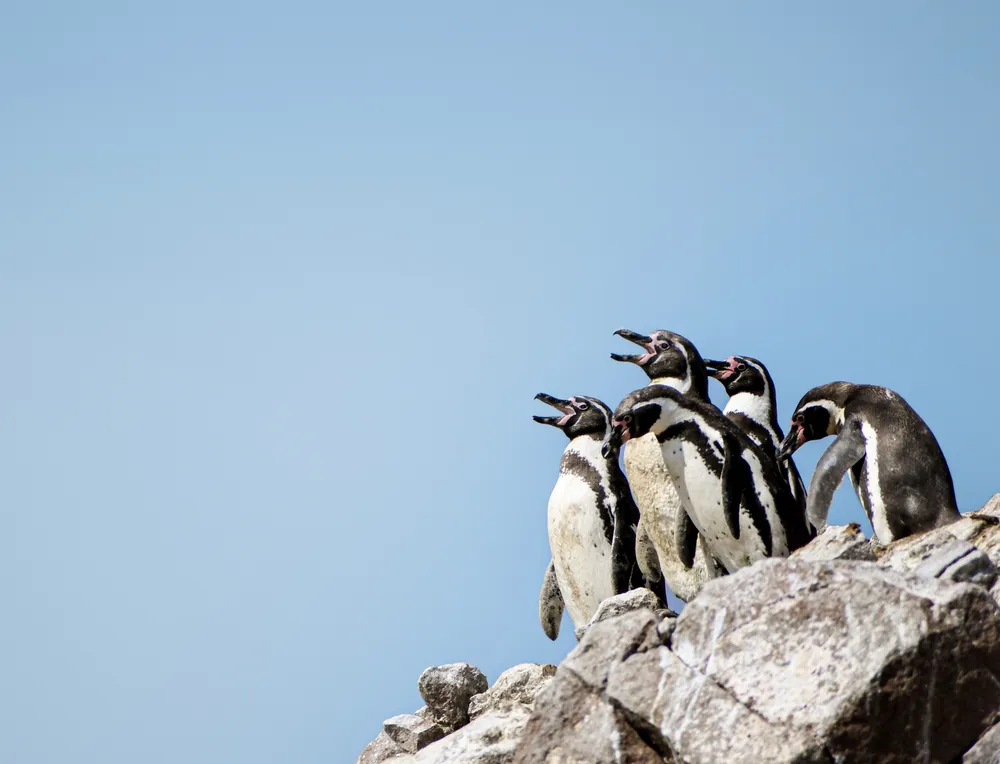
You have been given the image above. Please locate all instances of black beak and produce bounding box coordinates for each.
[601,423,623,458]
[613,328,652,348]
[533,393,573,427]
[610,352,644,364]
[776,427,802,461]
[703,359,728,378]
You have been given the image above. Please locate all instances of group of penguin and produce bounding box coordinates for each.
[533,328,963,640]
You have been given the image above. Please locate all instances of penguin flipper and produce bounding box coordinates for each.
[807,424,866,533]
[675,508,699,569]
[634,517,663,584]
[721,432,747,539]
[611,506,639,595]
[539,560,564,641]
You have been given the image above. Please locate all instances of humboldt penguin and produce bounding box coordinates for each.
[776,382,961,544]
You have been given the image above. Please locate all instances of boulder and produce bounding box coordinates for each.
[606,558,1000,764]
[878,530,998,588]
[790,523,875,562]
[468,663,556,721]
[382,714,445,754]
[574,587,675,641]
[417,663,488,731]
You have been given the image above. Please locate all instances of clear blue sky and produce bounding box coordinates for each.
[2,3,998,763]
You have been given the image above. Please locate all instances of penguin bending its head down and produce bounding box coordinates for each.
[704,356,808,516]
[611,329,719,601]
[532,392,650,640]
[603,385,812,574]
[776,382,961,544]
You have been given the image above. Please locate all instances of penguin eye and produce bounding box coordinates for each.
[794,413,805,424]
[736,363,747,372]
[577,401,590,410]
[657,341,670,350]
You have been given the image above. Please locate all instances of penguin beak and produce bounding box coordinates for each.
[601,420,631,458]
[703,359,729,379]
[776,426,805,461]
[611,329,653,366]
[533,393,575,427]
[705,358,737,382]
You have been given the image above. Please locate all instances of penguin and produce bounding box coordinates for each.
[776,382,961,544]
[532,392,651,640]
[703,356,808,515]
[611,329,719,601]
[603,385,812,574]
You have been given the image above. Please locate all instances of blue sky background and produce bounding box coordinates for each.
[2,3,999,763]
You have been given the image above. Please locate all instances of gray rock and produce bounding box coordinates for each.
[631,558,1000,764]
[573,587,675,641]
[791,523,875,562]
[561,609,665,690]
[393,707,532,764]
[468,663,556,721]
[878,525,999,589]
[357,731,407,764]
[963,721,1000,764]
[513,668,664,764]
[417,663,488,731]
[382,714,445,754]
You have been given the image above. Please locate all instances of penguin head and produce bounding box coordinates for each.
[602,385,684,458]
[611,329,709,400]
[777,387,848,460]
[533,393,613,441]
[704,356,773,398]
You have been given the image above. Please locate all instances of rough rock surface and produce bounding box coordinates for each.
[625,434,710,601]
[515,610,668,764]
[468,663,556,721]
[649,560,1000,763]
[962,721,1000,764]
[879,529,998,588]
[574,587,675,641]
[417,663,488,731]
[395,707,531,764]
[357,731,406,764]
[790,522,875,562]
[382,714,445,754]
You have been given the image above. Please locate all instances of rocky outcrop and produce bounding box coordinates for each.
[516,559,1000,763]
[356,663,556,764]
[358,496,1000,764]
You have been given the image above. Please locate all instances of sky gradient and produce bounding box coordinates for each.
[3,3,999,763]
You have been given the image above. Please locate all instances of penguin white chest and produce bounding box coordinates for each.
[858,422,892,543]
[546,473,615,627]
[658,438,771,572]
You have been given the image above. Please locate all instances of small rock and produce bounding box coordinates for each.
[963,721,1000,763]
[357,731,407,764]
[468,663,556,721]
[382,714,445,754]
[790,523,875,562]
[574,587,674,641]
[417,663,489,731]
[399,707,531,763]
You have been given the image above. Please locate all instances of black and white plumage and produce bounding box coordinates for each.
[611,329,721,600]
[603,385,812,574]
[704,355,808,515]
[776,382,961,544]
[532,392,650,640]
